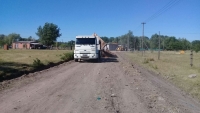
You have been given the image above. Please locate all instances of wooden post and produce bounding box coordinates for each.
[190,50,193,67]
[158,31,160,60]
[56,41,58,50]
[4,44,9,50]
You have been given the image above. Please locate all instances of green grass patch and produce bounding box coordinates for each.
[60,52,74,61]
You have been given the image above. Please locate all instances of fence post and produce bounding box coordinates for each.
[190,50,193,67]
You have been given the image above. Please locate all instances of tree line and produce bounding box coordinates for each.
[0,23,74,49]
[0,33,35,47]
[0,33,74,49]
[0,22,199,52]
[101,31,200,53]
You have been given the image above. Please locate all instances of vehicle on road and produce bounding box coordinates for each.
[74,34,102,62]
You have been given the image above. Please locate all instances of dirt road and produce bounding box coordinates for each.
[0,52,200,113]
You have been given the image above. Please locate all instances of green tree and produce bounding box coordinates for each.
[143,36,150,49]
[27,36,34,41]
[150,34,167,50]
[150,34,159,49]
[109,37,115,43]
[0,34,6,47]
[178,38,191,50]
[164,36,177,50]
[192,40,200,53]
[101,36,109,43]
[59,43,67,48]
[114,37,119,43]
[117,30,144,50]
[36,22,61,46]
[6,33,21,45]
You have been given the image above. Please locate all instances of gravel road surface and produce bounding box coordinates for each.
[0,52,200,113]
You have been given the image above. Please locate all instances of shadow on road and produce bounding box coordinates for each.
[79,57,119,63]
[101,57,119,63]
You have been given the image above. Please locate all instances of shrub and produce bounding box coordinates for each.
[153,65,158,69]
[60,52,74,61]
[143,58,155,64]
[143,58,149,64]
[32,58,44,68]
[149,58,155,61]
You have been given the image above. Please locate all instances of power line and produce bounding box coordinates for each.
[144,0,181,23]
[132,0,181,36]
[145,0,176,22]
[133,24,142,32]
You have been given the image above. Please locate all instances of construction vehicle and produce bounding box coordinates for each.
[74,33,106,62]
[116,45,125,51]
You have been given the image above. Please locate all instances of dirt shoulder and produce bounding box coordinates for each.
[0,52,200,113]
[117,51,200,113]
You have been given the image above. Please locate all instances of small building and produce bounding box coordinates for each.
[12,41,42,49]
[4,44,9,50]
[105,43,118,51]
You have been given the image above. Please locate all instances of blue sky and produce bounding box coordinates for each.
[0,0,199,42]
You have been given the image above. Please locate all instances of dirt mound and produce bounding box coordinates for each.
[101,50,117,58]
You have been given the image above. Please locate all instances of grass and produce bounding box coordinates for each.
[0,49,71,64]
[0,49,73,81]
[127,50,200,100]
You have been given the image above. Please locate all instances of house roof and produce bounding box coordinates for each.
[31,43,41,45]
[14,41,36,44]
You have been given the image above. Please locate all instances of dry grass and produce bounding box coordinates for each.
[0,49,73,81]
[127,51,200,99]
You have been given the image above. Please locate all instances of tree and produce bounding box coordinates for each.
[59,43,67,48]
[27,36,35,41]
[101,36,109,43]
[0,34,5,47]
[36,22,61,46]
[150,34,159,49]
[175,38,190,50]
[109,37,115,43]
[114,37,119,43]
[164,36,177,50]
[192,40,200,53]
[6,33,21,45]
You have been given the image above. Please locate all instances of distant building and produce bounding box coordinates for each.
[105,43,118,51]
[12,41,42,49]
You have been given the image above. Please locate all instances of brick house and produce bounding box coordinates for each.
[12,41,40,49]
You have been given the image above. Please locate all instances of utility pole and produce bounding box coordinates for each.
[141,22,146,56]
[158,31,160,60]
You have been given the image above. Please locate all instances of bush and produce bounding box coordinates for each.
[143,58,155,64]
[149,58,155,61]
[60,52,74,61]
[32,58,44,68]
[153,65,158,69]
[143,58,149,64]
